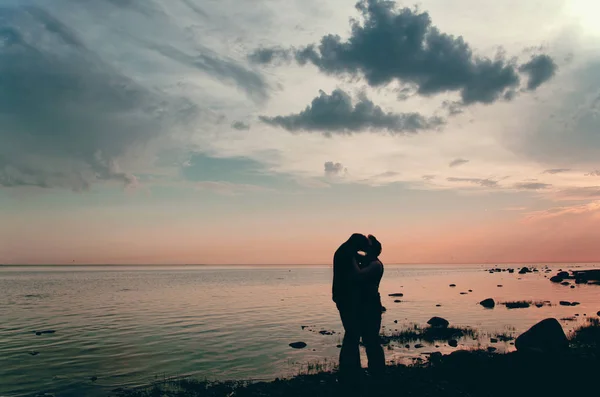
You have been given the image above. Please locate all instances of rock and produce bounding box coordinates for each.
[388,293,403,297]
[550,276,564,283]
[427,317,450,328]
[460,292,467,295]
[519,267,530,274]
[468,289,473,292]
[319,330,333,335]
[29,351,39,356]
[448,339,458,347]
[515,318,569,353]
[381,306,386,312]
[571,285,575,289]
[597,311,600,316]
[561,281,570,286]
[497,285,503,287]
[394,299,402,303]
[336,344,342,348]
[435,304,442,307]
[487,346,497,353]
[508,269,515,273]
[301,326,308,330]
[480,298,495,309]
[414,344,424,349]
[394,320,398,323]
[557,271,570,278]
[34,330,55,335]
[559,301,571,306]
[535,303,544,308]
[490,338,498,343]
[405,344,410,348]
[449,284,456,287]
[571,302,580,306]
[289,342,307,349]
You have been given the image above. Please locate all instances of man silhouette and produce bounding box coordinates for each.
[332,233,385,386]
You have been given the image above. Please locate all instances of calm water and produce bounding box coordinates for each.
[2,263,600,397]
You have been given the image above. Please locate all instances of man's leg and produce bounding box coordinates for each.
[337,302,361,381]
[361,302,385,377]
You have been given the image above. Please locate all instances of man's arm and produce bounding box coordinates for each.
[351,256,383,281]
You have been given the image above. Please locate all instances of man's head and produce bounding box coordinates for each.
[346,233,370,252]
[367,234,382,257]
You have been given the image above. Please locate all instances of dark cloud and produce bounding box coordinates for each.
[447,177,498,187]
[324,161,346,176]
[0,6,197,190]
[232,121,251,130]
[449,158,469,168]
[514,182,552,190]
[542,168,570,174]
[586,170,600,177]
[251,0,555,105]
[519,54,558,90]
[422,175,436,181]
[442,100,464,116]
[259,89,443,135]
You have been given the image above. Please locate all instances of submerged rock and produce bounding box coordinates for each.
[427,317,449,328]
[480,298,495,309]
[515,318,569,353]
[289,342,307,349]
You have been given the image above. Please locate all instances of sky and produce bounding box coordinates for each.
[1,0,600,265]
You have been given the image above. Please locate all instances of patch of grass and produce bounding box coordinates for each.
[570,318,600,346]
[493,332,515,342]
[501,300,549,309]
[381,324,478,344]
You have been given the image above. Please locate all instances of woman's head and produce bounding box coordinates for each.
[367,234,382,257]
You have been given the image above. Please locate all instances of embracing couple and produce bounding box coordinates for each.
[332,233,385,386]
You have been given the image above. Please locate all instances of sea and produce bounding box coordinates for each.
[1,263,600,397]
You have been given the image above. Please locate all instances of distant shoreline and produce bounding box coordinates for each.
[2,262,600,267]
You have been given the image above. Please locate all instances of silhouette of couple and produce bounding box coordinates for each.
[332,233,385,386]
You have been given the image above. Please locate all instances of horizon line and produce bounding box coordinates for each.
[2,261,600,267]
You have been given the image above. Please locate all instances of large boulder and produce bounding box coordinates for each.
[518,267,530,274]
[480,298,495,309]
[427,316,449,328]
[550,276,564,283]
[557,271,570,279]
[515,318,569,353]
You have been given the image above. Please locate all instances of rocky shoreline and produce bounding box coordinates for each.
[111,317,600,397]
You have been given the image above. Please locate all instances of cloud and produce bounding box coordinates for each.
[527,201,600,221]
[555,186,600,201]
[422,175,436,181]
[195,181,272,195]
[259,89,443,135]
[324,161,346,177]
[449,158,469,168]
[542,168,570,174]
[232,121,251,130]
[0,6,197,190]
[146,42,268,102]
[514,182,552,190]
[251,0,555,104]
[519,54,558,90]
[585,170,600,176]
[447,177,498,187]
